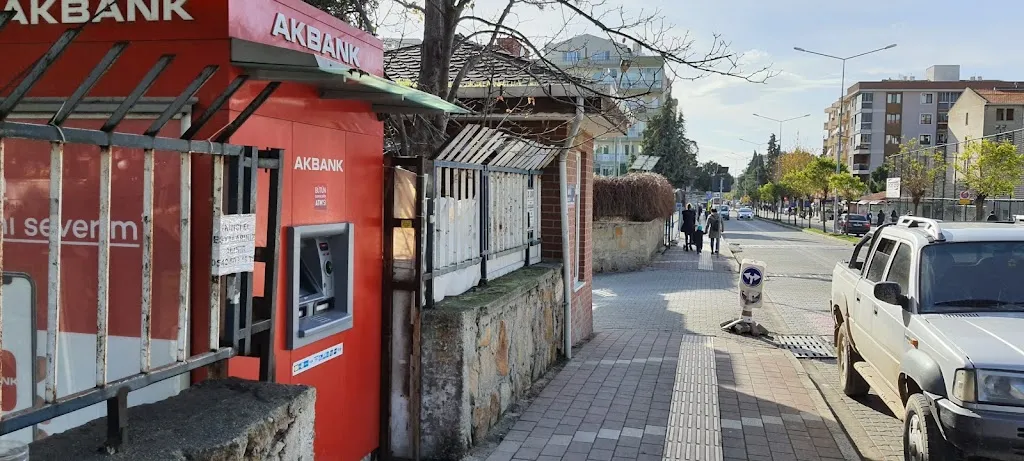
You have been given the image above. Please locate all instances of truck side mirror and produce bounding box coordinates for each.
[873,282,908,309]
[851,261,863,271]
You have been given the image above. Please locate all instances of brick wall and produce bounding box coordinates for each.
[539,135,594,345]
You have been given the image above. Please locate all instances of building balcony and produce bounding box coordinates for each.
[852,163,870,174]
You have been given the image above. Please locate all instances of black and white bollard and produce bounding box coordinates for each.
[721,258,768,336]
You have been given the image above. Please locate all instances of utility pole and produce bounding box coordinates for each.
[794,43,897,232]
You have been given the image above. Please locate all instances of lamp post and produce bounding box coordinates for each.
[794,43,897,232]
[752,113,811,152]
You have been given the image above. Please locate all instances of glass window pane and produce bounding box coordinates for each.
[886,243,912,294]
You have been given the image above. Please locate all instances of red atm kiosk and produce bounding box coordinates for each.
[0,0,461,459]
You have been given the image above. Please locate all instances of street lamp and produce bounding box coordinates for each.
[794,43,897,232]
[752,113,811,152]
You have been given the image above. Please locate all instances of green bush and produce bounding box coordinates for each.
[594,172,676,221]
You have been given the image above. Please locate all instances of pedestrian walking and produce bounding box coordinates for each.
[692,221,705,253]
[988,210,999,222]
[680,204,696,251]
[890,209,898,223]
[876,209,885,226]
[705,208,724,255]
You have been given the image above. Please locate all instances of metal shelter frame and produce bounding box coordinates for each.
[0,15,284,452]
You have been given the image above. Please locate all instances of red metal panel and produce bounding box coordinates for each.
[0,3,388,458]
[0,1,230,44]
[226,0,384,75]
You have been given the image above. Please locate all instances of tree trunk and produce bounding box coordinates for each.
[974,195,987,221]
[912,196,921,216]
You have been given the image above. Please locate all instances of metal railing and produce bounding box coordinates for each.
[424,125,559,306]
[885,127,1024,220]
[0,19,283,451]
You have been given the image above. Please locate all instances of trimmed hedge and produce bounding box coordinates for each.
[594,172,676,222]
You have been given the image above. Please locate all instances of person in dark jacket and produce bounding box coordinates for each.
[680,204,696,251]
[876,210,885,226]
[988,210,999,221]
[890,209,898,223]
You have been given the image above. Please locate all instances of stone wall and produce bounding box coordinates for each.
[592,219,666,273]
[28,378,315,461]
[420,263,564,460]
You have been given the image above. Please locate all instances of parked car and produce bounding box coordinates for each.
[736,207,754,220]
[838,213,871,236]
[831,217,1024,461]
[719,206,730,220]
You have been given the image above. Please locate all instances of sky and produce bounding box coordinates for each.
[376,0,1024,175]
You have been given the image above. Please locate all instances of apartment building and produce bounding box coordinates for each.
[822,65,1021,180]
[544,34,668,176]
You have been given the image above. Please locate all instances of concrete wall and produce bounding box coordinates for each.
[420,264,564,460]
[29,378,315,461]
[592,218,666,273]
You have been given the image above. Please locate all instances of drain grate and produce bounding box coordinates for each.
[773,335,836,359]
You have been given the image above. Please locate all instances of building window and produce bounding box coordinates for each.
[938,112,949,123]
[997,108,1016,121]
[921,93,934,104]
[920,113,933,125]
[938,91,959,103]
[966,112,969,124]
[859,112,873,130]
[885,134,901,145]
[861,93,873,109]
[563,51,580,62]
[591,51,610,61]
[886,113,901,124]
[919,134,932,145]
[886,93,902,104]
[598,145,609,155]
[623,144,632,155]
[859,134,871,145]
[937,133,948,144]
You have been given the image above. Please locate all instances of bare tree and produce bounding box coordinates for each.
[302,0,379,34]
[312,0,775,156]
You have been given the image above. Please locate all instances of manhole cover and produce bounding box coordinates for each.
[773,335,836,359]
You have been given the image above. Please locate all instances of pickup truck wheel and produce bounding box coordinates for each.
[904,393,959,461]
[837,327,869,397]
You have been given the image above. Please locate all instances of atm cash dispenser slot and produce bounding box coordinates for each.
[287,223,354,350]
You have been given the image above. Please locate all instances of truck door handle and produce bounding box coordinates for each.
[873,306,878,314]
[856,296,861,302]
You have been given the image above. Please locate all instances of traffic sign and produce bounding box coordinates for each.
[741,267,763,288]
[959,190,973,205]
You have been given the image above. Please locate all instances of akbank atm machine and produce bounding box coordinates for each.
[287,223,355,350]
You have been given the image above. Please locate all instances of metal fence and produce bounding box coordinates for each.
[425,125,558,306]
[0,20,282,451]
[884,127,1024,221]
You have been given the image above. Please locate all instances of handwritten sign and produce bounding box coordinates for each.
[211,214,257,276]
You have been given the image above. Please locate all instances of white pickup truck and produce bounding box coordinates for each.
[831,217,1024,461]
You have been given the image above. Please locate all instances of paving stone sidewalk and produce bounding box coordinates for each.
[474,243,857,461]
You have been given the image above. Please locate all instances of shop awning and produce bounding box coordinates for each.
[231,39,469,114]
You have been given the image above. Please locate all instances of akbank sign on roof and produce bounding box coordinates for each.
[2,0,193,24]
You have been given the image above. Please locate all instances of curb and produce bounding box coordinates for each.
[753,216,857,246]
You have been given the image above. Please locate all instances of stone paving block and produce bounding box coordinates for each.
[586,448,613,461]
[566,441,591,454]
[513,446,543,460]
[541,444,568,457]
[548,435,573,446]
[596,428,620,440]
[561,452,588,461]
[592,438,617,451]
[487,451,515,461]
[573,431,597,443]
[522,437,550,449]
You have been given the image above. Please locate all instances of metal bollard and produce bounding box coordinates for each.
[721,258,768,336]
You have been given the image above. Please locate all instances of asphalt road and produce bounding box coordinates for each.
[724,217,905,460]
[723,216,854,337]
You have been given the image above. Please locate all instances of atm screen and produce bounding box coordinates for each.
[298,266,319,299]
[298,239,324,299]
